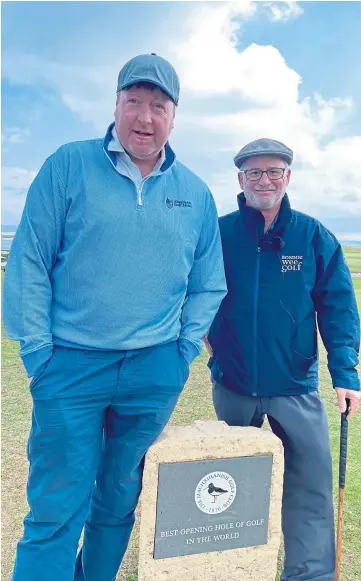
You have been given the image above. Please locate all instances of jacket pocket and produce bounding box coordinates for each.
[291,312,317,376]
[29,354,53,392]
[208,356,224,382]
[178,352,190,385]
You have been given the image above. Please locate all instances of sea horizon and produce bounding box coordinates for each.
[2,224,361,248]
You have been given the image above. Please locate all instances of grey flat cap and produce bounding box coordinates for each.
[234,138,293,169]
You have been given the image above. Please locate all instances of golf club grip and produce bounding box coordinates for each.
[339,398,350,489]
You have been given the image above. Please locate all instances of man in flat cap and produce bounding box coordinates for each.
[206,138,360,580]
[3,54,227,581]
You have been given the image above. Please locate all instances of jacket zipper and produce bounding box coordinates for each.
[103,146,150,209]
[137,184,143,207]
[253,246,261,395]
[136,177,151,208]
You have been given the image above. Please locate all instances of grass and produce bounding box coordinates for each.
[344,246,361,274]
[1,259,360,581]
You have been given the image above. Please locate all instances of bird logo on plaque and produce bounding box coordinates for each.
[194,471,237,514]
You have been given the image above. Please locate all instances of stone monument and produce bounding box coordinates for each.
[138,420,284,581]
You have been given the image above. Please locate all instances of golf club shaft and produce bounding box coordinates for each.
[335,398,350,581]
[335,488,344,581]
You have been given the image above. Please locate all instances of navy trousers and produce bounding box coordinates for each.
[212,381,335,581]
[12,342,188,581]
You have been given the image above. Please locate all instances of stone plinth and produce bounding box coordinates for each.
[138,420,284,581]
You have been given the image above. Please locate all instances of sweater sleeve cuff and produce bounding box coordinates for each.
[22,345,53,378]
[178,338,200,365]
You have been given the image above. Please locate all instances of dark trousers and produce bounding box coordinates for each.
[12,342,188,581]
[212,381,335,581]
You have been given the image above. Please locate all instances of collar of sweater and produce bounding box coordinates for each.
[103,122,176,173]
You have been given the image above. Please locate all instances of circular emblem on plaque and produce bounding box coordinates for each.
[194,471,237,514]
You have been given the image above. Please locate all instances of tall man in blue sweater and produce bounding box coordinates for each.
[206,138,360,581]
[3,54,227,581]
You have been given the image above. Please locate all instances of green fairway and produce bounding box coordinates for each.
[343,246,361,274]
[353,277,361,304]
[1,259,360,580]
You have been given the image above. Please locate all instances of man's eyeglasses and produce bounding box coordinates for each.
[239,167,288,181]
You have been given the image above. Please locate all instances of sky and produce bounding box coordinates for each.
[2,1,361,240]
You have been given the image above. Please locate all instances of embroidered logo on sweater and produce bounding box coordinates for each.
[281,255,303,273]
[166,197,192,209]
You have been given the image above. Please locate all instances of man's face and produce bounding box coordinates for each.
[114,85,175,163]
[238,155,291,211]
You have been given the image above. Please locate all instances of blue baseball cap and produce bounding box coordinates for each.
[117,54,180,105]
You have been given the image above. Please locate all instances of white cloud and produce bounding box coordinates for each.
[2,51,116,132]
[2,166,37,190]
[266,1,304,22]
[174,2,301,106]
[1,1,359,234]
[290,136,361,217]
[173,2,360,227]
[1,167,38,223]
[174,2,257,94]
[2,127,30,146]
[185,94,354,167]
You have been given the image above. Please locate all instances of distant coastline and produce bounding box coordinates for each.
[2,224,361,248]
[339,241,361,247]
[2,226,18,251]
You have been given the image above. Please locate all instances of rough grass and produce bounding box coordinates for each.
[344,246,361,274]
[1,262,361,580]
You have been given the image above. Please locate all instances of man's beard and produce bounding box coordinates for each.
[245,189,285,210]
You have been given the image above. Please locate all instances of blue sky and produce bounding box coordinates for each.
[2,1,361,239]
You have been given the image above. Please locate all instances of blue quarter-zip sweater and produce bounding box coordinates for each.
[3,124,227,377]
[208,193,360,397]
